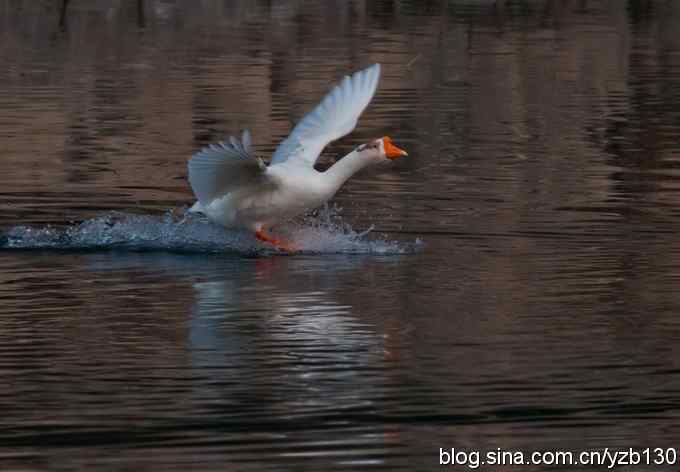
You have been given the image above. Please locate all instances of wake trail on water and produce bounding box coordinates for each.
[1,206,420,255]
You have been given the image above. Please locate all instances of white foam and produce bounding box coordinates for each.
[2,205,420,255]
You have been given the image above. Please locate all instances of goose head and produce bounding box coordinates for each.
[356,136,408,163]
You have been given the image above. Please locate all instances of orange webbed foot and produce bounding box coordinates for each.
[255,230,298,253]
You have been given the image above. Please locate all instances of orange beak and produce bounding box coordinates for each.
[382,136,408,160]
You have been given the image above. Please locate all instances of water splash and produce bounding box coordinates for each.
[1,206,420,255]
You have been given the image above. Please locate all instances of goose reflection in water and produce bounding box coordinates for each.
[80,251,406,464]
[189,256,386,374]
[188,255,405,462]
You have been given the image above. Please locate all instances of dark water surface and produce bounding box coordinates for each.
[2,1,680,470]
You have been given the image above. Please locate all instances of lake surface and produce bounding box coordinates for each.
[2,1,680,470]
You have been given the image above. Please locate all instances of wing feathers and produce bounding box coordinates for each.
[188,130,265,205]
[270,63,381,167]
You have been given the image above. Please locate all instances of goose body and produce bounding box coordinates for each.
[193,164,330,230]
[187,64,407,250]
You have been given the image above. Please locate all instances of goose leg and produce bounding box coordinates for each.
[255,229,297,252]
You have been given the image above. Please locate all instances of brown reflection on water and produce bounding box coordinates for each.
[1,1,679,211]
[3,2,680,469]
[2,0,680,352]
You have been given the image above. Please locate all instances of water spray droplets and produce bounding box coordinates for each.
[1,206,418,255]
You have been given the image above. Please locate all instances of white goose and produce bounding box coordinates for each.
[187,63,407,251]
